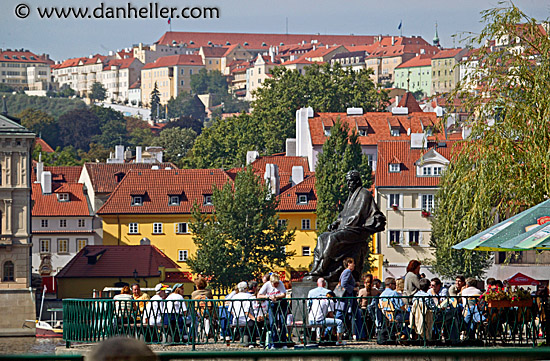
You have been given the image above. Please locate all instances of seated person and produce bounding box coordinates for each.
[429,278,448,306]
[308,291,346,346]
[461,277,484,340]
[378,277,408,340]
[410,278,437,341]
[230,281,257,346]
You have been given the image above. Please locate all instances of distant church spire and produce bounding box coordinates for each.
[1,96,7,116]
[433,22,440,48]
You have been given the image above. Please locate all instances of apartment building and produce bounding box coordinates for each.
[100,58,143,102]
[140,54,204,105]
[431,48,468,95]
[394,54,434,97]
[0,49,52,91]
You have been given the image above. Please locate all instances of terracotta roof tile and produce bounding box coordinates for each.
[31,166,82,183]
[201,46,228,57]
[156,32,383,49]
[0,50,50,64]
[307,112,442,146]
[249,155,312,192]
[277,175,317,212]
[432,48,464,59]
[397,92,423,112]
[31,183,91,217]
[142,54,203,69]
[375,140,462,188]
[96,168,232,215]
[84,162,177,194]
[34,137,55,153]
[56,245,179,278]
[396,54,434,69]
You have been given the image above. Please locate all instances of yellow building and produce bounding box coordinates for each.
[140,54,204,105]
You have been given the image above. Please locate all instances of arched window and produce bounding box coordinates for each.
[3,261,14,282]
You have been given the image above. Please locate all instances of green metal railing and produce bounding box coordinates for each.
[63,295,549,348]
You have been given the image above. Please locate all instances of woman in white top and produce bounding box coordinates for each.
[258,273,288,349]
[113,286,133,321]
[164,284,188,342]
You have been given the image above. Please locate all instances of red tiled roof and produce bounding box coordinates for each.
[0,50,50,64]
[96,168,232,215]
[277,175,317,212]
[56,245,179,278]
[142,54,203,69]
[156,31,383,49]
[84,162,177,194]
[397,92,423,113]
[307,112,441,146]
[34,137,54,153]
[432,48,464,59]
[366,43,439,59]
[31,165,82,183]
[396,54,433,69]
[300,45,345,60]
[281,58,315,66]
[375,140,462,188]
[249,155,312,192]
[104,57,137,70]
[129,80,141,89]
[200,46,228,57]
[31,183,91,217]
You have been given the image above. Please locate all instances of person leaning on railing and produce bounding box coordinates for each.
[257,273,288,349]
[143,283,169,342]
[461,277,484,341]
[113,286,134,331]
[164,283,189,342]
[410,278,437,341]
[358,274,381,338]
[191,276,215,341]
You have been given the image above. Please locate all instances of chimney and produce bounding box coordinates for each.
[291,166,304,186]
[286,138,297,156]
[36,155,43,183]
[115,145,124,161]
[136,146,142,163]
[264,163,280,195]
[392,36,395,45]
[41,171,52,194]
[246,150,259,165]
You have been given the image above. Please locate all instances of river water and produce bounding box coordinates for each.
[0,337,64,355]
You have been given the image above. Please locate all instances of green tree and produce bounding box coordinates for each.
[190,68,228,95]
[153,127,197,165]
[252,63,388,154]
[89,82,106,103]
[128,128,155,147]
[17,108,57,146]
[164,115,203,135]
[79,143,111,163]
[33,146,81,166]
[188,167,294,289]
[166,93,205,120]
[150,82,161,121]
[430,4,550,278]
[315,119,373,237]
[58,108,101,151]
[185,113,261,169]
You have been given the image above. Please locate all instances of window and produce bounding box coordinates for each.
[409,231,420,245]
[422,194,435,212]
[77,239,87,252]
[57,193,69,202]
[129,223,139,234]
[389,194,400,208]
[41,219,48,228]
[176,222,188,234]
[422,167,432,176]
[3,261,14,282]
[203,195,213,205]
[78,219,85,228]
[40,239,50,253]
[297,194,308,204]
[59,219,67,228]
[301,219,311,230]
[132,196,143,206]
[58,239,69,254]
[389,230,401,245]
[178,250,188,262]
[169,196,180,205]
[389,163,400,173]
[302,246,311,256]
[390,128,400,136]
[278,219,287,228]
[153,223,163,234]
[433,167,443,176]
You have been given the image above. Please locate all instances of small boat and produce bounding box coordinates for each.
[35,308,63,338]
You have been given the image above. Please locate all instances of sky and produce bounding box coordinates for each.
[1,0,549,61]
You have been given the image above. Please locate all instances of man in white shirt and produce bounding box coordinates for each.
[308,291,346,346]
[258,273,288,349]
[429,278,449,306]
[145,283,169,327]
[308,278,330,299]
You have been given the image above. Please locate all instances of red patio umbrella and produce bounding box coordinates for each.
[506,272,541,286]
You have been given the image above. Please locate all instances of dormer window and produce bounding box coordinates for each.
[324,127,331,136]
[115,172,125,183]
[57,193,70,202]
[389,163,401,173]
[169,195,180,205]
[203,195,213,205]
[358,127,367,136]
[390,128,400,137]
[132,196,143,206]
[297,194,308,204]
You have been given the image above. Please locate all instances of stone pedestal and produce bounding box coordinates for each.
[290,281,316,322]
[0,288,35,331]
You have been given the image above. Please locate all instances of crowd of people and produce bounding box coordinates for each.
[109,259,547,348]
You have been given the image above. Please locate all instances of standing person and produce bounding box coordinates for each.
[258,273,288,349]
[335,257,363,341]
[219,285,237,343]
[403,260,422,298]
[378,277,408,343]
[191,276,214,340]
[144,283,169,342]
[358,274,380,338]
[230,281,257,347]
[461,278,483,340]
[164,284,188,342]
